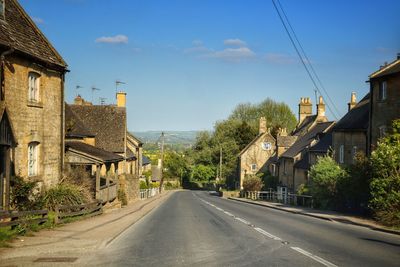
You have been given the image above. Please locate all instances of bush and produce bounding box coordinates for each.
[10,176,43,211]
[62,166,95,201]
[309,154,348,209]
[261,172,279,190]
[150,182,160,189]
[242,174,264,191]
[369,119,400,227]
[43,184,87,211]
[140,180,148,189]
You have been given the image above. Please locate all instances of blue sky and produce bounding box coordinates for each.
[20,0,400,131]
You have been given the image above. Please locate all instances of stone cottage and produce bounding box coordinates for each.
[368,54,400,151]
[0,0,67,209]
[238,117,276,189]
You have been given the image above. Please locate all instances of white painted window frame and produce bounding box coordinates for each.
[28,72,40,103]
[28,142,39,177]
[339,145,344,164]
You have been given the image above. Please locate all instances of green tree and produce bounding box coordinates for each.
[191,164,215,182]
[369,119,400,226]
[309,154,348,209]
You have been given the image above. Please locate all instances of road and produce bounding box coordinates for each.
[85,191,400,267]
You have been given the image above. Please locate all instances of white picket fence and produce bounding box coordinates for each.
[243,191,314,208]
[139,188,160,200]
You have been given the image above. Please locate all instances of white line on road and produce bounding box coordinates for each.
[254,227,282,241]
[235,217,251,225]
[291,247,338,267]
[223,211,235,217]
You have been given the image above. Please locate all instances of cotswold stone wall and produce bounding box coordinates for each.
[4,55,63,188]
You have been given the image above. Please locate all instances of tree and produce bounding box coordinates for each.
[369,119,400,226]
[191,164,215,182]
[309,154,348,209]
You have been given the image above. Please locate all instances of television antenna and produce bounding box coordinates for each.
[115,80,126,93]
[99,97,107,105]
[75,85,83,96]
[91,86,101,103]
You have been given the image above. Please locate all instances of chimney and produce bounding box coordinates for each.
[73,95,92,106]
[397,53,400,60]
[298,97,312,124]
[278,128,287,137]
[259,117,267,134]
[348,92,357,111]
[116,91,126,108]
[317,96,325,117]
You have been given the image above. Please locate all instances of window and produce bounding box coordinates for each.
[379,125,387,138]
[28,142,39,176]
[251,164,257,171]
[379,81,387,101]
[270,164,276,176]
[339,145,344,164]
[261,142,272,150]
[283,160,287,175]
[0,0,4,19]
[28,72,40,102]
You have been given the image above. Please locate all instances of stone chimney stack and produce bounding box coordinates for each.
[348,92,357,111]
[317,96,326,117]
[298,97,312,124]
[116,91,127,108]
[74,95,92,106]
[259,117,267,134]
[278,128,287,137]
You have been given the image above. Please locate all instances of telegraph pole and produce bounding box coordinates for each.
[159,132,165,193]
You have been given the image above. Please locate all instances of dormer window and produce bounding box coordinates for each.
[379,81,387,101]
[28,72,40,102]
[0,0,4,19]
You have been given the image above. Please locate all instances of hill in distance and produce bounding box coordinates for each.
[132,131,200,145]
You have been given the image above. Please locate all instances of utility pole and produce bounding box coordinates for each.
[159,132,165,193]
[219,146,223,181]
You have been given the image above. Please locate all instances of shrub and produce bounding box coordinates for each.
[243,174,264,191]
[43,184,87,211]
[62,166,95,201]
[150,182,160,189]
[369,119,400,227]
[10,176,43,211]
[309,154,348,209]
[261,172,279,190]
[140,180,148,189]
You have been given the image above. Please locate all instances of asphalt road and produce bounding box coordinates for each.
[86,191,400,267]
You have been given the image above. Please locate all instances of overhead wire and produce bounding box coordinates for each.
[271,0,340,120]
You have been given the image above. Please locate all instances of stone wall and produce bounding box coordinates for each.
[332,131,367,165]
[4,55,63,188]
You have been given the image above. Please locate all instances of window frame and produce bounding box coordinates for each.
[339,145,344,164]
[28,72,40,103]
[378,81,387,101]
[251,163,257,171]
[28,142,39,177]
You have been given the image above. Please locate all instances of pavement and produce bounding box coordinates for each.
[0,190,174,266]
[81,191,400,266]
[227,196,400,236]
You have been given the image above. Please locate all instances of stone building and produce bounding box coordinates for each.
[238,117,276,189]
[0,0,67,209]
[368,55,400,151]
[278,96,333,192]
[68,93,140,200]
[332,92,370,165]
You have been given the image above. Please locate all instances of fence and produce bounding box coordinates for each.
[243,191,313,208]
[0,209,48,228]
[140,188,160,200]
[55,201,103,224]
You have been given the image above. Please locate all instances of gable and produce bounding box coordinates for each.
[239,132,275,157]
[0,0,66,69]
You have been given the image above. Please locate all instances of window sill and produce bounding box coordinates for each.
[27,101,43,108]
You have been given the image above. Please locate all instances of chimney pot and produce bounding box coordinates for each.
[116,91,127,108]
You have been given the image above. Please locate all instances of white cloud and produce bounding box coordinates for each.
[208,47,256,62]
[32,17,44,24]
[265,53,296,64]
[223,38,247,47]
[95,34,128,44]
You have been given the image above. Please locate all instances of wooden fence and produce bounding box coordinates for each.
[55,201,103,224]
[0,209,48,228]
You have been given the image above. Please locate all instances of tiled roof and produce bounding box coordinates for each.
[70,104,126,153]
[277,135,297,147]
[333,93,370,131]
[0,0,66,69]
[126,147,137,160]
[65,104,95,138]
[309,132,332,153]
[281,122,334,159]
[292,115,317,136]
[369,59,400,79]
[142,155,151,165]
[66,141,123,163]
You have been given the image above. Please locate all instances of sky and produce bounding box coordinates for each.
[20,0,400,131]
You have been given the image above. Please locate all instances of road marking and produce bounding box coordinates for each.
[235,217,251,225]
[291,247,337,267]
[223,211,235,217]
[254,227,282,241]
